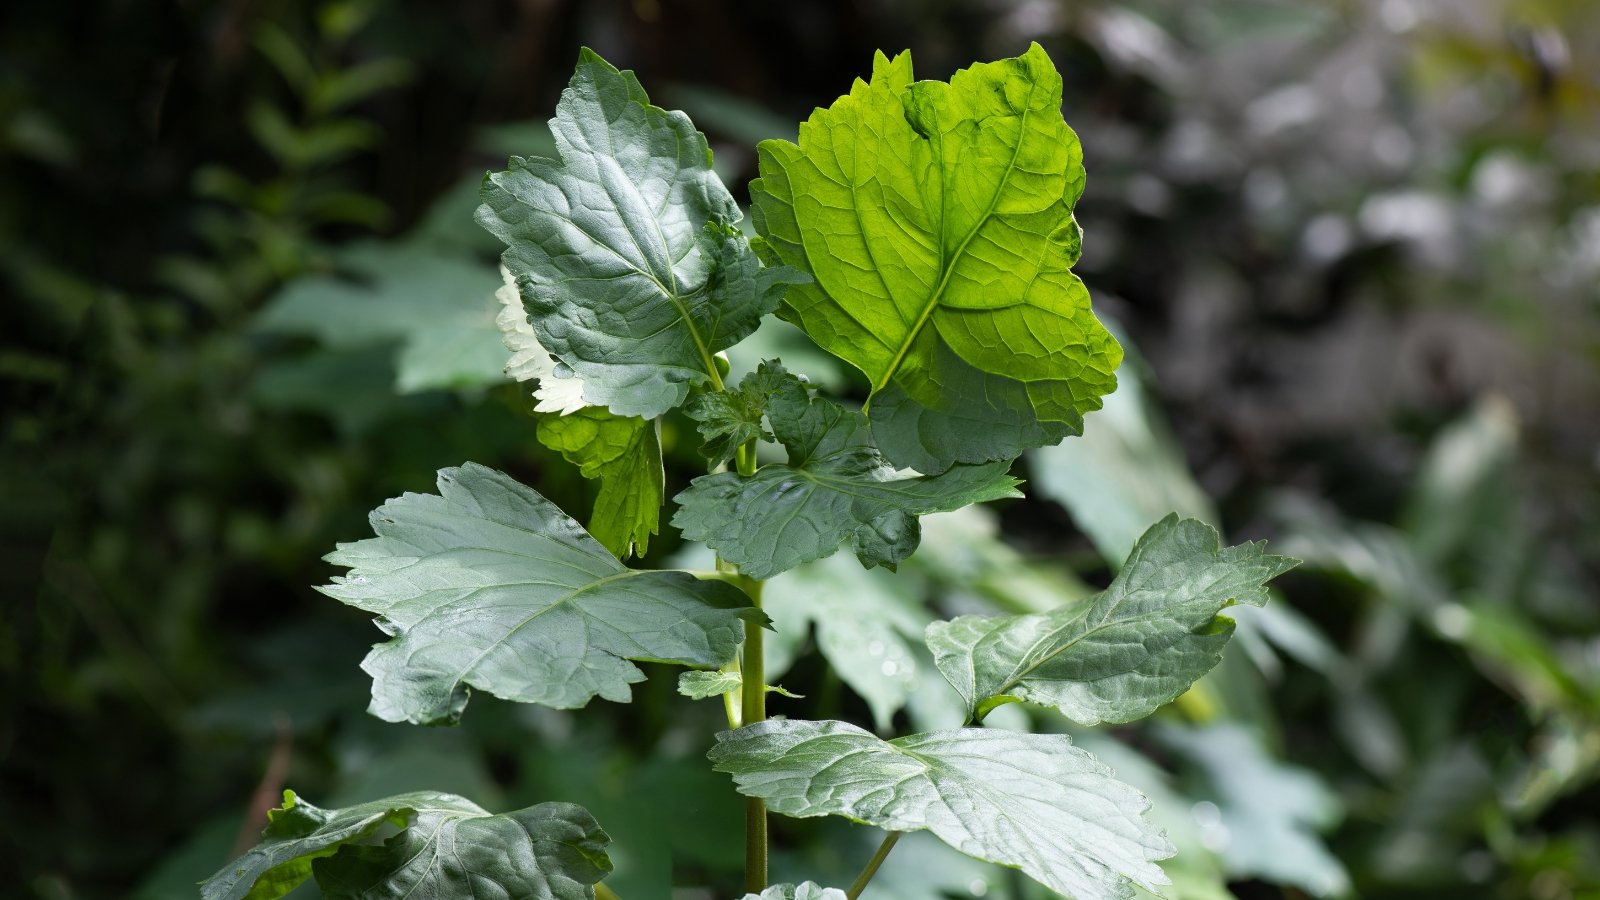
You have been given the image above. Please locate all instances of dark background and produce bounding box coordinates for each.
[3,1,1598,898]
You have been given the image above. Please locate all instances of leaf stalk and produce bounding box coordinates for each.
[846,831,902,899]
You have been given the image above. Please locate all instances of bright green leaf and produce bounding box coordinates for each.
[927,515,1298,724]
[751,43,1120,473]
[201,790,609,900]
[673,371,1019,579]
[319,463,764,724]
[477,48,803,419]
[710,719,1172,900]
[742,883,849,900]
[536,408,663,559]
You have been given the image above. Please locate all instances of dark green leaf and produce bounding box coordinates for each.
[927,515,1298,724]
[201,790,609,900]
[536,408,663,559]
[320,463,764,724]
[673,373,1019,579]
[710,719,1172,900]
[684,361,789,467]
[751,43,1120,473]
[477,48,802,419]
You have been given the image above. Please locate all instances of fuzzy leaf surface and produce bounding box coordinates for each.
[478,49,800,418]
[751,43,1120,473]
[927,515,1299,724]
[320,463,763,724]
[201,790,609,900]
[673,373,1019,579]
[710,719,1172,900]
[536,408,663,559]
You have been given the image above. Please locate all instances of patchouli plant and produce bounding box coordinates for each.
[206,44,1297,900]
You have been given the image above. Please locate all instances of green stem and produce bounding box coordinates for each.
[738,569,767,893]
[729,435,767,892]
[734,439,758,478]
[595,883,622,900]
[846,831,901,900]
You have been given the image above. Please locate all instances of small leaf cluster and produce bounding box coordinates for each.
[210,44,1298,900]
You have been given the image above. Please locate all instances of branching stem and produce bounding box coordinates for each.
[846,831,902,899]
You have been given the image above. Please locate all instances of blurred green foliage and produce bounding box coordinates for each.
[2,1,1596,899]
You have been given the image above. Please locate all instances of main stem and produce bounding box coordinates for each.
[732,437,768,893]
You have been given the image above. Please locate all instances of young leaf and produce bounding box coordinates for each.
[742,883,849,900]
[678,670,801,700]
[319,463,764,724]
[201,790,610,900]
[678,670,744,700]
[673,371,1020,579]
[750,43,1121,474]
[536,407,663,558]
[926,515,1299,725]
[684,361,788,467]
[710,719,1173,900]
[477,48,803,419]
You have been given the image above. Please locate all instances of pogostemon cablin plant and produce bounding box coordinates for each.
[204,44,1298,900]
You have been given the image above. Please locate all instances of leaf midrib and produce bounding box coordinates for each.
[981,544,1245,705]
[444,568,642,701]
[870,100,1035,397]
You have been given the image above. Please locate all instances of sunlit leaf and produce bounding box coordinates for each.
[751,43,1120,473]
[477,48,802,419]
[320,463,764,724]
[536,408,663,559]
[710,719,1172,900]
